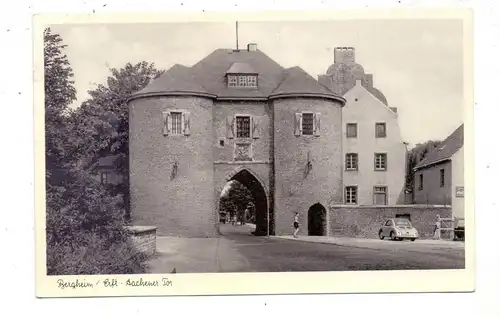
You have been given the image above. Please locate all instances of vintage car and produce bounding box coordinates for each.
[378,218,419,241]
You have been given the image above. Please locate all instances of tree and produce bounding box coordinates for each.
[71,62,164,218]
[44,29,147,275]
[220,181,255,222]
[44,28,77,184]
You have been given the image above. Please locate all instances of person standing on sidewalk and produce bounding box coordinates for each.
[292,211,300,238]
[434,215,441,240]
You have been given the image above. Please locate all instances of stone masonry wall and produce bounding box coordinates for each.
[129,96,217,238]
[273,97,344,235]
[328,205,452,239]
[126,226,157,257]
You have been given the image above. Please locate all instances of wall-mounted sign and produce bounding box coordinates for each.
[455,186,464,197]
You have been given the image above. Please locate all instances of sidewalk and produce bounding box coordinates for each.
[146,233,252,274]
[271,235,465,253]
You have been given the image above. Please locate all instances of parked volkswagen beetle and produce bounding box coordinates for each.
[378,218,419,241]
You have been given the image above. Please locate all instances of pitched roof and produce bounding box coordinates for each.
[130,64,215,100]
[189,49,285,99]
[270,67,344,101]
[414,124,464,170]
[226,62,257,74]
[129,48,344,102]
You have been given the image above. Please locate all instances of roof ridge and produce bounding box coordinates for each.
[414,124,464,170]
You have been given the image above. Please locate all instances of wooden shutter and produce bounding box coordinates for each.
[313,112,321,136]
[162,111,170,136]
[166,111,172,135]
[183,112,191,135]
[226,115,235,139]
[294,113,302,136]
[251,116,260,139]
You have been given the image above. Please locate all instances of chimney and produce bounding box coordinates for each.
[247,43,257,52]
[390,107,398,113]
[334,47,355,64]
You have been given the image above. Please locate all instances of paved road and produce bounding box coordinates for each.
[147,224,465,273]
[217,224,465,272]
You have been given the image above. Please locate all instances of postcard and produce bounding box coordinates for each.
[34,9,474,297]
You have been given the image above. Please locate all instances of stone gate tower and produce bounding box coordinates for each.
[128,44,345,237]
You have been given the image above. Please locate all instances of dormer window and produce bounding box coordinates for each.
[227,74,258,88]
[226,62,258,88]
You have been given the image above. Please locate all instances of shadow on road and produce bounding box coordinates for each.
[218,223,256,237]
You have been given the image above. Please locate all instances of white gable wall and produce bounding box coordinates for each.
[342,80,407,205]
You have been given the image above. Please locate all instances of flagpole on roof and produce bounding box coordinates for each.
[236,21,239,51]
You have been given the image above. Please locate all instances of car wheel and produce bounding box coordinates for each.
[379,231,384,240]
[390,231,396,241]
[410,238,416,241]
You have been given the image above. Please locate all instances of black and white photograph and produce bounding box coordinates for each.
[34,10,474,297]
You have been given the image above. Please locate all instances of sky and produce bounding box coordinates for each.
[50,19,465,145]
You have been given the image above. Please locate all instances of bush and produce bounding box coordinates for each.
[47,232,147,275]
[46,169,147,275]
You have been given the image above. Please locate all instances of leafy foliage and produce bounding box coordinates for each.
[405,140,443,197]
[44,28,77,181]
[70,62,164,216]
[220,181,255,222]
[44,28,150,275]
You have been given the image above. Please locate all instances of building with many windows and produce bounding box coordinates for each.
[127,43,346,237]
[318,47,407,206]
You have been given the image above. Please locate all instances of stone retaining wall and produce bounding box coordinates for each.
[328,205,452,239]
[125,225,157,257]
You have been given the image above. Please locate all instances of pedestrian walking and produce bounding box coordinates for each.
[434,215,441,240]
[292,211,300,238]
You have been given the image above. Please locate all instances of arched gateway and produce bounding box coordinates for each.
[220,168,272,235]
[127,44,345,237]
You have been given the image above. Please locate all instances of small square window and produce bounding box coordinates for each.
[228,75,237,87]
[375,122,386,138]
[302,113,314,135]
[219,139,225,147]
[374,153,387,170]
[247,75,257,88]
[238,76,248,87]
[346,123,357,138]
[345,153,358,170]
[345,186,358,204]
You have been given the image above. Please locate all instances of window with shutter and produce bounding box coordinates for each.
[163,110,191,137]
